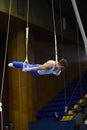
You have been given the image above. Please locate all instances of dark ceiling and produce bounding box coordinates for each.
[46,0,87,37]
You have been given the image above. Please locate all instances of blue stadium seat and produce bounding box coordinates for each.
[37,68,87,121]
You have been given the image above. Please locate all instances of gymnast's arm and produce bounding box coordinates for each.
[23,60,54,71]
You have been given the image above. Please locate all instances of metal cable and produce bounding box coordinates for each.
[51,0,58,62]
[67,22,83,107]
[24,0,29,63]
[59,0,68,113]
[76,23,83,98]
[0,0,12,129]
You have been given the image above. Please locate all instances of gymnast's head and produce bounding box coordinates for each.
[58,58,68,70]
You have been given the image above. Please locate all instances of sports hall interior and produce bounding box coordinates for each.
[0,0,87,130]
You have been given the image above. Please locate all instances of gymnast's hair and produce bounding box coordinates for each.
[59,59,68,68]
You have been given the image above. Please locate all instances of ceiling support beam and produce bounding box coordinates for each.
[71,0,87,55]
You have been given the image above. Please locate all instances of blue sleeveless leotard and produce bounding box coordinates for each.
[37,60,61,76]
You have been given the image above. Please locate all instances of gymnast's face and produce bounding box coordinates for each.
[56,62,65,71]
[59,66,65,71]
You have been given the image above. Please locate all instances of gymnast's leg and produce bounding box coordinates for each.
[8,61,41,69]
[8,61,41,75]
